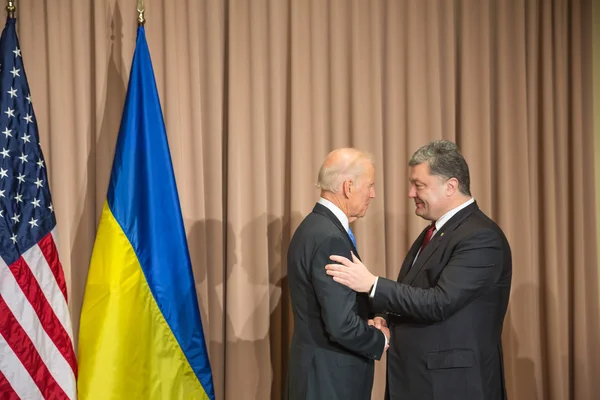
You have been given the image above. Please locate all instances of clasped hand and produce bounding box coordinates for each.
[327,253,388,349]
[368,317,390,351]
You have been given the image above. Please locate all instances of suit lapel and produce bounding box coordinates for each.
[312,203,360,259]
[402,202,479,284]
[403,231,444,284]
[398,228,427,281]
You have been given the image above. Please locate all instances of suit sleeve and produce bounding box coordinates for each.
[311,235,386,360]
[373,229,504,323]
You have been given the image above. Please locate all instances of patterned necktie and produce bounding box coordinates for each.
[348,227,357,250]
[419,222,436,253]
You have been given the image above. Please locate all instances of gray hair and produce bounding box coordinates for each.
[409,140,471,196]
[317,149,374,193]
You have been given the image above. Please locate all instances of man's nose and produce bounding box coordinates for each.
[408,186,416,198]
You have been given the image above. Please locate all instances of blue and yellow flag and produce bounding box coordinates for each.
[77,25,214,400]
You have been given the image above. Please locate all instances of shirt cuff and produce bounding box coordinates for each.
[369,276,379,298]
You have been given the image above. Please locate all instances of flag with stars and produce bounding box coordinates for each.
[0,17,77,400]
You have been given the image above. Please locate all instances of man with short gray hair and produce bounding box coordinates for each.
[286,148,390,400]
[326,140,511,400]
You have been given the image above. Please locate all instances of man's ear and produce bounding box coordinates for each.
[343,180,352,198]
[446,177,459,195]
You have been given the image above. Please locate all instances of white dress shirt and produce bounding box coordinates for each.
[318,197,349,231]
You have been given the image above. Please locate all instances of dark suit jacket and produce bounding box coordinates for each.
[286,203,386,400]
[373,202,511,400]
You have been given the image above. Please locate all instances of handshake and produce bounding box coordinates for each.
[368,316,390,352]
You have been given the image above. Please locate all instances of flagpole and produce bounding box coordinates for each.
[6,0,15,18]
[137,0,145,25]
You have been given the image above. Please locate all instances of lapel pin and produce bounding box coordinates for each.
[440,232,444,237]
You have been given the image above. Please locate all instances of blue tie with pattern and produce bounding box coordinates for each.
[348,227,357,250]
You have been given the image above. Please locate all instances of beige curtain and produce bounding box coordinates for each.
[12,0,599,398]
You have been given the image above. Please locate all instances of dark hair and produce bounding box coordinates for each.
[408,140,471,196]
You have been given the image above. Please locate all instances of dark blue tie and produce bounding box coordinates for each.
[348,227,357,250]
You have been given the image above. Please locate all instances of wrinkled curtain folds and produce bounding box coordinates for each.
[13,0,598,399]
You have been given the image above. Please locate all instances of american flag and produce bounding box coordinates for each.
[0,17,77,400]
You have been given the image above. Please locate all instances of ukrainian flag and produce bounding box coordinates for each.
[77,25,214,400]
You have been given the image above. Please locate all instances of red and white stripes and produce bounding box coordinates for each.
[0,229,77,400]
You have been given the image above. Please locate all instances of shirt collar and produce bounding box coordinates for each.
[318,197,349,231]
[434,198,475,231]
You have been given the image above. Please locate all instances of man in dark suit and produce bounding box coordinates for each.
[286,148,390,400]
[326,140,511,400]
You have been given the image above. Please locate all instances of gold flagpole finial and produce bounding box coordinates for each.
[6,0,15,18]
[137,0,145,26]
